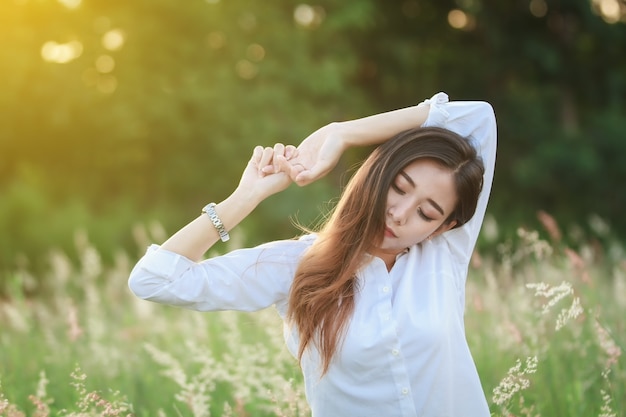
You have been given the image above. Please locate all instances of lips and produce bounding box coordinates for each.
[384,226,397,238]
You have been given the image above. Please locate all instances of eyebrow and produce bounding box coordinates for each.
[399,170,445,215]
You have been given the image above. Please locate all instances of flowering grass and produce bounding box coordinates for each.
[0,217,624,416]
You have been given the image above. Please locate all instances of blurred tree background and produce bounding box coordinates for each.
[1,0,625,282]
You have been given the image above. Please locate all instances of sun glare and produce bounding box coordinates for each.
[41,40,83,64]
[57,0,81,9]
[592,0,624,23]
[294,4,325,28]
[102,29,125,51]
[447,9,476,30]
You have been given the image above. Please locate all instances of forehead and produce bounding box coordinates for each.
[398,159,458,211]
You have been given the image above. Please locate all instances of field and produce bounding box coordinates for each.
[1,218,624,417]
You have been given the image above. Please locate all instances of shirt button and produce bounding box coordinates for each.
[382,286,390,293]
[391,349,399,356]
[401,388,409,395]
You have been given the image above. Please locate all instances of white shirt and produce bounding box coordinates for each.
[128,92,497,417]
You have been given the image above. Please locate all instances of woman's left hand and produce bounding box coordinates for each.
[236,143,296,203]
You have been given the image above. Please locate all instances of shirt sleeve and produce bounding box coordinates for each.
[421,92,497,266]
[128,236,314,313]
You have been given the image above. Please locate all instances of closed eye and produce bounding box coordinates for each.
[418,208,433,222]
[391,183,405,195]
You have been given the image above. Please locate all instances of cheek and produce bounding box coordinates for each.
[409,221,443,240]
[384,190,396,208]
[428,220,451,237]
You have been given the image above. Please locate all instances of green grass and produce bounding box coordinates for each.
[0,224,624,416]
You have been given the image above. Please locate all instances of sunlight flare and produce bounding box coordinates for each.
[592,0,625,23]
[447,9,476,30]
[41,40,83,64]
[102,29,125,51]
[294,4,325,28]
[57,0,81,9]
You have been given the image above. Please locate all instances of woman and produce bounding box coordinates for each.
[129,92,497,416]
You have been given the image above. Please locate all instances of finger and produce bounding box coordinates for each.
[285,145,297,160]
[259,146,274,176]
[252,146,264,164]
[295,162,330,186]
[273,143,285,171]
[273,143,285,156]
[249,146,264,171]
[294,170,313,186]
[276,155,304,180]
[261,164,276,174]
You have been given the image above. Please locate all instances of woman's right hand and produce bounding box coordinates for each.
[270,123,347,187]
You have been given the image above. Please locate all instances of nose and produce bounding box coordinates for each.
[388,204,410,225]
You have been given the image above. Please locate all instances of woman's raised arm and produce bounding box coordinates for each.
[159,144,295,261]
[275,101,432,186]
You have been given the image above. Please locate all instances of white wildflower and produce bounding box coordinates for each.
[492,356,538,406]
[598,389,616,417]
[526,281,573,314]
[555,297,584,330]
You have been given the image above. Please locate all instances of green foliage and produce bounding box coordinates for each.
[0,172,172,282]
[1,0,626,272]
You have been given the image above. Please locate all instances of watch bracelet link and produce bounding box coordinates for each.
[202,203,230,242]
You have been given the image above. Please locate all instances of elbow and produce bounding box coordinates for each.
[127,245,189,301]
[127,269,149,299]
[477,101,497,125]
[127,264,163,300]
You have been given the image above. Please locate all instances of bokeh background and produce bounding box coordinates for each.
[1,0,626,276]
[1,1,626,416]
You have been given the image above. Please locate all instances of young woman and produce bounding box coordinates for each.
[129,92,497,416]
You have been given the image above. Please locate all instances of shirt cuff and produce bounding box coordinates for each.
[421,92,450,128]
[139,244,196,281]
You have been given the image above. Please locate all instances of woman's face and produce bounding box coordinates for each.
[372,158,458,265]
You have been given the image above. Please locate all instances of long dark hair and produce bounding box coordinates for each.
[287,126,485,375]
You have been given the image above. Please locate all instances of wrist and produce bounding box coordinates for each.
[201,203,230,242]
[231,184,266,208]
[325,122,352,150]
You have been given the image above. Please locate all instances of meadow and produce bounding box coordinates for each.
[0,215,624,417]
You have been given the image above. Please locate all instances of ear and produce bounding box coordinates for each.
[430,219,458,239]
